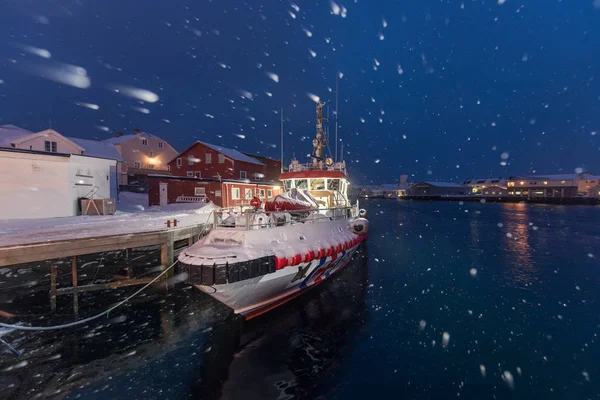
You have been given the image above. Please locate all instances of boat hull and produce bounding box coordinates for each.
[195,242,362,319]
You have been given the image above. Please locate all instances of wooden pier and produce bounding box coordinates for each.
[0,223,210,313]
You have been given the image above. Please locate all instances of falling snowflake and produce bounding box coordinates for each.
[306,92,320,103]
[265,71,279,82]
[309,49,317,57]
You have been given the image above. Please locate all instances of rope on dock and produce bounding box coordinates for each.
[0,260,178,332]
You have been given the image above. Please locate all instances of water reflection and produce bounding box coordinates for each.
[501,203,538,288]
[0,246,369,399]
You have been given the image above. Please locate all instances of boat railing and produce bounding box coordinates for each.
[212,203,360,231]
[285,161,346,173]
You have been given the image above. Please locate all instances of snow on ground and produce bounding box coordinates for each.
[0,192,217,247]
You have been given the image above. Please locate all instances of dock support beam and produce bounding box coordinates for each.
[125,248,132,279]
[50,263,57,311]
[161,231,174,277]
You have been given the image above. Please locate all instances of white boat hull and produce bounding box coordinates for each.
[195,242,362,318]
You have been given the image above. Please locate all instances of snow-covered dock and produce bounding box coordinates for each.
[0,193,216,311]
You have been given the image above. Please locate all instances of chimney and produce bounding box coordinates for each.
[116,132,124,137]
[133,128,141,135]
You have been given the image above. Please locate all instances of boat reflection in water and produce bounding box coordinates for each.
[191,244,370,400]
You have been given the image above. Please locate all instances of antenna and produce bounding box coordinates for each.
[48,118,52,130]
[280,108,284,172]
[340,140,344,162]
[335,74,339,162]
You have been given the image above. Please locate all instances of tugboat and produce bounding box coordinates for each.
[178,102,369,319]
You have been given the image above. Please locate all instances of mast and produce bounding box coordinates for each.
[280,108,284,172]
[312,102,326,167]
[335,75,339,162]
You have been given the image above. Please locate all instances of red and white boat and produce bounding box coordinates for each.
[178,103,369,319]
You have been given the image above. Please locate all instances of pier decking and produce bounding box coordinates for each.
[0,206,215,312]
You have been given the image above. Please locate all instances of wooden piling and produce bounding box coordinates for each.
[125,248,133,279]
[72,256,79,314]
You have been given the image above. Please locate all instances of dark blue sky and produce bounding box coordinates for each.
[1,0,599,184]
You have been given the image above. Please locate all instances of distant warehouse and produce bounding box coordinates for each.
[409,181,470,196]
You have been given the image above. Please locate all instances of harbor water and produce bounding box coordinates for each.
[1,199,599,399]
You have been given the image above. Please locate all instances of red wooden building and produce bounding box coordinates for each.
[148,175,280,208]
[149,141,282,208]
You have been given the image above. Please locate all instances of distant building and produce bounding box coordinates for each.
[577,175,600,195]
[103,129,178,187]
[506,174,581,198]
[480,185,509,197]
[357,175,412,198]
[462,177,507,194]
[409,181,470,196]
[0,148,118,219]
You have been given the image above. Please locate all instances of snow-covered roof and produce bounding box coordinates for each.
[197,141,265,165]
[463,177,506,185]
[103,131,163,145]
[67,137,123,161]
[420,181,468,188]
[515,174,580,181]
[0,124,35,148]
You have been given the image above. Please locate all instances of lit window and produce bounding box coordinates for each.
[543,181,548,185]
[520,181,525,185]
[176,158,182,167]
[142,139,148,146]
[195,187,206,196]
[240,171,247,179]
[205,153,212,164]
[561,180,566,184]
[245,188,252,199]
[158,142,164,149]
[507,182,515,187]
[218,154,224,163]
[232,187,240,199]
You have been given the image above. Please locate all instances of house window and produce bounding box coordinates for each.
[188,155,195,165]
[215,190,222,197]
[133,161,140,168]
[158,142,164,149]
[255,172,262,181]
[244,188,252,199]
[150,151,154,157]
[267,189,273,197]
[166,165,171,172]
[45,141,57,152]
[240,171,247,179]
[195,187,206,196]
[205,153,212,164]
[232,187,240,199]
[218,154,224,163]
[30,145,33,150]
[194,172,201,178]
[187,172,194,177]
[142,138,148,146]
[259,189,266,198]
[177,158,182,167]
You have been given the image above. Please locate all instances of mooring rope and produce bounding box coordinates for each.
[0,260,178,332]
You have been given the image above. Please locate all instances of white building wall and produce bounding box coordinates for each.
[0,151,117,219]
[68,155,117,216]
[0,151,71,219]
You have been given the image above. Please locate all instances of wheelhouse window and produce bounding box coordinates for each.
[310,178,325,190]
[284,180,293,190]
[267,189,273,197]
[244,188,252,199]
[327,179,340,191]
[232,187,240,199]
[259,189,266,198]
[194,187,206,196]
[240,171,247,179]
[296,179,308,190]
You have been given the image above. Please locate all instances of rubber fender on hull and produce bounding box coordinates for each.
[359,208,368,218]
[180,255,276,286]
[349,217,369,235]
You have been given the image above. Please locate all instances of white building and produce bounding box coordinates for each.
[0,124,122,219]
